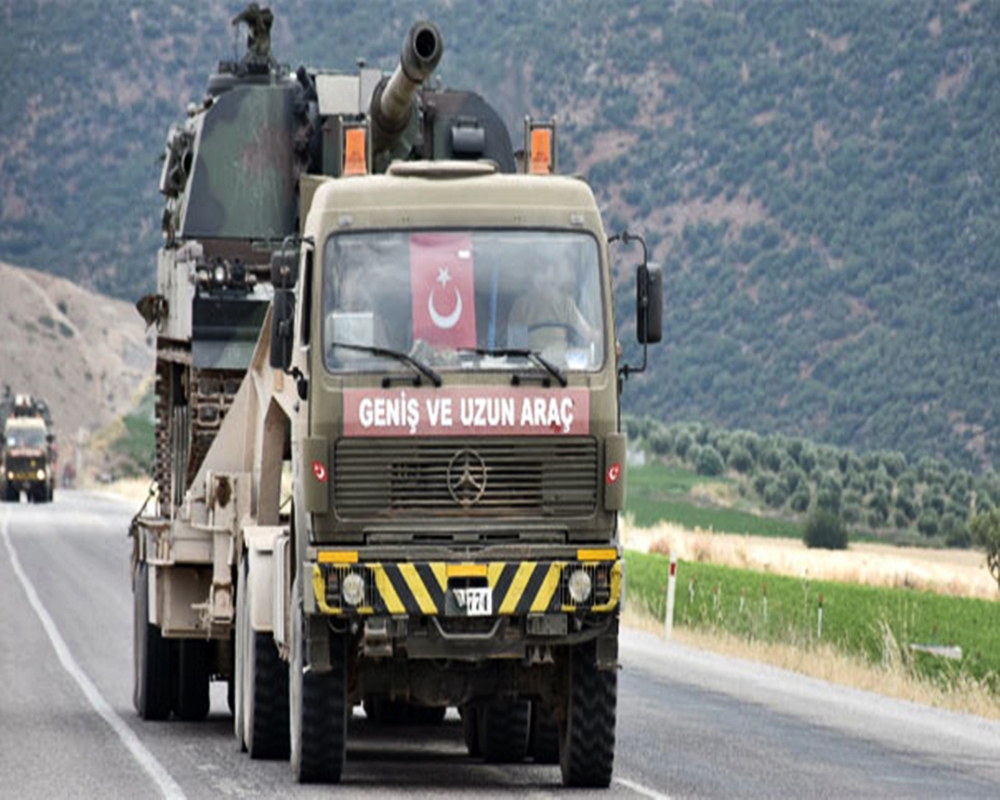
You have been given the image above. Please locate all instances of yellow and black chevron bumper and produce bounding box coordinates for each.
[311,552,622,617]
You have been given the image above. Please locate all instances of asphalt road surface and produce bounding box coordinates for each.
[2,491,999,798]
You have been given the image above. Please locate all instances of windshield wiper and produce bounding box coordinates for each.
[471,347,568,388]
[329,341,443,387]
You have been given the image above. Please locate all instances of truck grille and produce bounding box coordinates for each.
[333,438,597,518]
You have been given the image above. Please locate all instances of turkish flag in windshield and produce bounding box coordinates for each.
[410,232,477,349]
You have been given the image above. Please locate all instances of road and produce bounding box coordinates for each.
[2,491,999,798]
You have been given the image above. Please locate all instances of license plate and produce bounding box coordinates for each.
[453,587,492,616]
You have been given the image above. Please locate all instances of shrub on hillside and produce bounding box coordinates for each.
[790,488,811,513]
[763,480,789,508]
[727,444,753,473]
[803,509,848,550]
[916,510,939,538]
[696,445,725,477]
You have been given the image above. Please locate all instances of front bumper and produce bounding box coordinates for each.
[309,556,622,618]
[306,554,621,659]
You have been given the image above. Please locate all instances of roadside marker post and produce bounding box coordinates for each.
[665,555,677,640]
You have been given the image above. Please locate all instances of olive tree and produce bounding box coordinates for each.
[970,509,1000,589]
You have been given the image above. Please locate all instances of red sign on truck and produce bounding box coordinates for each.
[343,387,589,437]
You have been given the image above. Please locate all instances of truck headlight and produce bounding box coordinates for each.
[567,569,592,604]
[342,572,365,607]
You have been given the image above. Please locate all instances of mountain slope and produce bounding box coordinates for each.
[0,0,996,470]
[0,261,153,445]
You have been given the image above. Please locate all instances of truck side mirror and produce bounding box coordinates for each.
[269,247,299,371]
[610,229,662,385]
[270,289,295,370]
[636,263,663,344]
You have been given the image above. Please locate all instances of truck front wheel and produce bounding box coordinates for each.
[133,562,173,720]
[559,640,617,787]
[289,579,347,783]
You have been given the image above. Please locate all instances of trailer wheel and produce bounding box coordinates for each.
[240,559,289,759]
[559,640,617,787]
[234,560,248,749]
[174,640,211,721]
[529,701,560,764]
[133,562,173,720]
[290,579,347,783]
[479,699,530,763]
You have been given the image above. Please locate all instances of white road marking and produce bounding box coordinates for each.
[615,776,675,800]
[2,507,186,800]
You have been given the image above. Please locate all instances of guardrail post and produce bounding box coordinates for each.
[664,555,677,640]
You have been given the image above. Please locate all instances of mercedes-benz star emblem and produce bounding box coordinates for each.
[446,449,488,507]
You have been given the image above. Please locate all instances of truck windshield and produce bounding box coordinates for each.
[6,426,46,448]
[322,230,604,374]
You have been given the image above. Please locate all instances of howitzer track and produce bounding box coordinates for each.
[154,353,242,513]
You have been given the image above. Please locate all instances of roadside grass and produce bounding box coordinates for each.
[621,606,1000,721]
[624,550,1000,703]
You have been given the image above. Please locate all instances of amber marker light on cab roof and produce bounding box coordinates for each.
[343,127,368,176]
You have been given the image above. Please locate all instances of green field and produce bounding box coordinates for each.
[626,463,803,539]
[625,550,1000,693]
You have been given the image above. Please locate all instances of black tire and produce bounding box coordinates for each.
[529,702,560,764]
[559,640,617,787]
[246,631,290,758]
[133,562,173,720]
[480,699,530,763]
[461,704,481,757]
[234,557,249,749]
[174,639,211,721]
[290,581,347,783]
[241,557,289,760]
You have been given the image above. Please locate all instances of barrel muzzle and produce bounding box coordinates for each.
[370,21,443,156]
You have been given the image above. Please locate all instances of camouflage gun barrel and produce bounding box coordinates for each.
[370,21,443,156]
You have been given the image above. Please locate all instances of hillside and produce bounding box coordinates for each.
[0,0,997,470]
[0,261,153,462]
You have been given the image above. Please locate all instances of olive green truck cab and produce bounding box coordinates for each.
[131,7,661,788]
[2,398,55,504]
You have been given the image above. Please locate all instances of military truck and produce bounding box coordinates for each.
[131,6,661,787]
[2,412,55,503]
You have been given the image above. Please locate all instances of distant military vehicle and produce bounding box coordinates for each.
[2,411,55,503]
[132,4,661,788]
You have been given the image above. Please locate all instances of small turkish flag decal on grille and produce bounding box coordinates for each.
[606,463,621,485]
[312,460,328,483]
